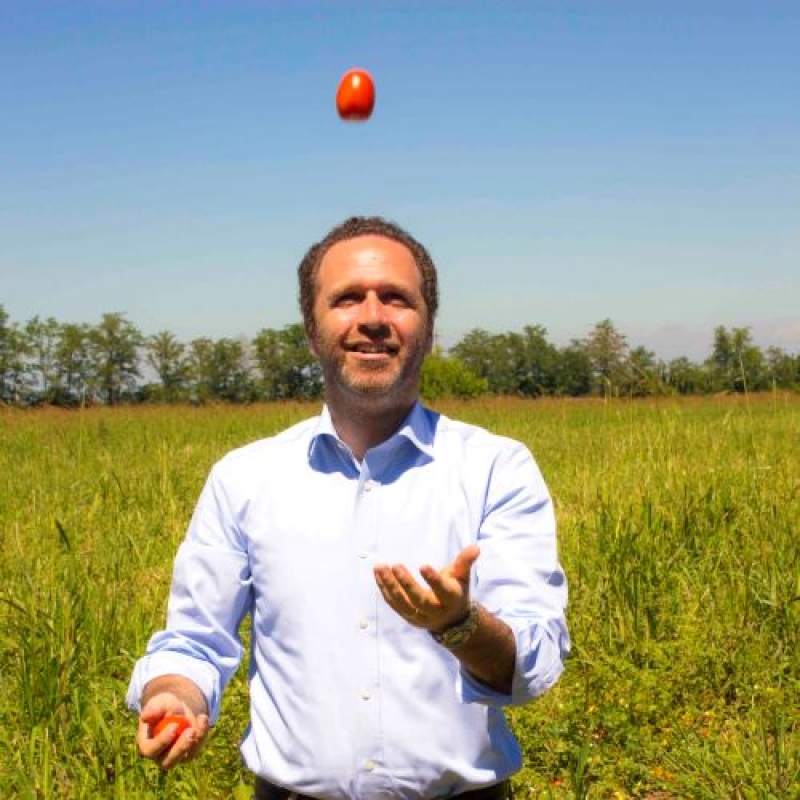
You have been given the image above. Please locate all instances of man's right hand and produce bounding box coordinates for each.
[136,677,210,770]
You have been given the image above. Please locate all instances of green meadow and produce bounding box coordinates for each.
[1,396,797,798]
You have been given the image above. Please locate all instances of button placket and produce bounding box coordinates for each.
[352,464,381,734]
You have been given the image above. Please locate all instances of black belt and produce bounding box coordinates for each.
[254,776,512,799]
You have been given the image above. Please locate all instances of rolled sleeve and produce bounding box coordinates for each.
[459,616,570,706]
[126,648,225,721]
[126,464,253,723]
[459,440,570,706]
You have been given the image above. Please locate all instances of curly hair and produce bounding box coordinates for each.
[298,216,439,336]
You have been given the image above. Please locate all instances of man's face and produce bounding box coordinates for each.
[309,235,432,407]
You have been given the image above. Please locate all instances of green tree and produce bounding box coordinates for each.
[0,306,29,405]
[451,328,553,396]
[665,357,706,395]
[584,319,629,397]
[90,313,144,404]
[53,322,95,405]
[420,349,488,400]
[484,332,526,395]
[252,323,322,400]
[556,339,593,397]
[187,336,254,403]
[706,326,765,392]
[764,346,799,390]
[211,338,254,403]
[731,327,765,391]
[517,324,558,397]
[622,345,666,397]
[23,316,61,404]
[146,331,189,402]
[707,325,737,391]
[450,329,497,384]
[554,341,593,397]
[187,337,215,402]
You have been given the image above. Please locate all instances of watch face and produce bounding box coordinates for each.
[434,602,479,648]
[443,628,472,647]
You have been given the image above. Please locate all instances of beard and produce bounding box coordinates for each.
[312,330,430,408]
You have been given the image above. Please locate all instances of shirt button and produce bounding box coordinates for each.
[359,550,369,559]
[358,619,368,630]
[360,690,372,700]
[363,760,376,772]
[364,479,378,491]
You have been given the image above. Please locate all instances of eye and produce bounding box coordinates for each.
[333,292,361,308]
[381,291,412,308]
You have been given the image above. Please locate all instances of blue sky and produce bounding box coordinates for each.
[2,1,798,360]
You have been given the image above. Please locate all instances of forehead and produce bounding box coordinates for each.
[316,235,421,291]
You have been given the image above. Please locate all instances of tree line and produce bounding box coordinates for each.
[1,305,797,407]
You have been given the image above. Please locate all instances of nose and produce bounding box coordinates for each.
[357,292,389,332]
[359,292,382,323]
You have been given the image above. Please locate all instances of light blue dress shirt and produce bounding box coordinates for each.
[127,402,570,799]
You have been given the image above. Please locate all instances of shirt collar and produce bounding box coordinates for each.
[394,400,436,458]
[308,400,436,464]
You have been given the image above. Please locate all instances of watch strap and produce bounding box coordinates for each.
[430,601,479,649]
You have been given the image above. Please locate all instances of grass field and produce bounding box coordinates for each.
[1,395,797,798]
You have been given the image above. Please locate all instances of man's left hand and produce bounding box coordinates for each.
[373,544,480,632]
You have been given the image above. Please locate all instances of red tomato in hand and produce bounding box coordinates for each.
[153,714,192,741]
[336,69,376,121]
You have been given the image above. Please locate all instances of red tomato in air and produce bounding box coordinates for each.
[153,714,192,741]
[336,69,376,121]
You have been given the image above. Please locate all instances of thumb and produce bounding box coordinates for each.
[140,698,169,723]
[140,692,184,723]
[450,544,480,583]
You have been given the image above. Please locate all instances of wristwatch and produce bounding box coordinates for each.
[431,601,479,649]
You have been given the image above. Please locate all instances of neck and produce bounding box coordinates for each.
[326,394,417,461]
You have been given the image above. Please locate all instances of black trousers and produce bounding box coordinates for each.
[253,776,512,799]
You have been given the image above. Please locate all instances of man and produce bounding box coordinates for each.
[127,216,570,799]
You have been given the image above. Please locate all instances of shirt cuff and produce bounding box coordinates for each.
[458,616,569,707]
[126,651,223,723]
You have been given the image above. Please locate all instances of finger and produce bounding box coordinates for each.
[391,564,445,613]
[140,696,173,724]
[419,546,479,617]
[139,692,187,729]
[136,718,156,758]
[374,564,416,613]
[390,564,426,596]
[419,564,462,601]
[155,718,207,770]
[374,565,436,628]
[420,546,478,595]
[138,701,205,761]
[138,718,181,760]
[195,713,210,739]
[448,544,480,582]
[158,728,198,771]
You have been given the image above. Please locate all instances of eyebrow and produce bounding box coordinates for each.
[326,281,419,301]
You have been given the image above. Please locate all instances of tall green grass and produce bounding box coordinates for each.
[1,396,797,798]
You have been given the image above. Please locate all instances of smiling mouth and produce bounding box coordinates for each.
[347,343,398,356]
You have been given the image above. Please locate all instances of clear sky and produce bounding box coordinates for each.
[2,1,798,360]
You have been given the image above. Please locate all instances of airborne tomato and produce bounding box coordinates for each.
[336,69,376,121]
[153,714,192,741]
